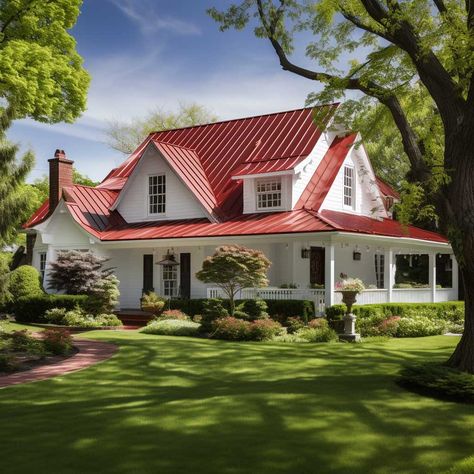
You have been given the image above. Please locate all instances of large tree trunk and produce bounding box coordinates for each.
[443,114,474,373]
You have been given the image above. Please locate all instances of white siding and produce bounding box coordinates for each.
[291,131,335,207]
[117,144,208,223]
[320,146,386,218]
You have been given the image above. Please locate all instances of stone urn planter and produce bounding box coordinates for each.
[338,290,360,342]
[336,279,364,342]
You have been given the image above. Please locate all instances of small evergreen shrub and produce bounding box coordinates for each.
[0,353,17,372]
[10,329,45,354]
[238,299,269,320]
[8,266,42,302]
[398,363,474,403]
[200,299,229,333]
[44,308,67,324]
[249,319,283,341]
[85,275,120,314]
[141,292,166,315]
[141,319,200,337]
[296,324,337,343]
[42,328,73,355]
[286,316,306,334]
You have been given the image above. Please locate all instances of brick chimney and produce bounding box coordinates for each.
[48,149,74,214]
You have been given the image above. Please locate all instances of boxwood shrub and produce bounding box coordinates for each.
[14,294,89,323]
[169,298,314,322]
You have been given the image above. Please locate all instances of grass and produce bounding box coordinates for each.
[0,328,473,474]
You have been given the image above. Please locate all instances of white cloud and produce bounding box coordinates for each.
[108,0,201,36]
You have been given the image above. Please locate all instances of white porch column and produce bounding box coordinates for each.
[451,254,459,300]
[385,248,394,303]
[325,243,335,308]
[429,252,437,302]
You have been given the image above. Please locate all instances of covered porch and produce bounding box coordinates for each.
[98,231,458,312]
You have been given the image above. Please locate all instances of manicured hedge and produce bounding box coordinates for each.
[169,298,315,322]
[326,301,464,321]
[14,294,90,323]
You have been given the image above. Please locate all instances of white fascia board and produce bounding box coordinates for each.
[231,170,295,180]
[97,229,450,251]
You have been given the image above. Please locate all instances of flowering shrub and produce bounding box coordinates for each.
[396,316,447,337]
[94,314,122,327]
[157,309,189,321]
[335,278,365,293]
[46,307,121,328]
[10,329,44,353]
[307,318,328,329]
[377,316,401,337]
[250,319,283,341]
[141,319,200,337]
[42,328,73,355]
[211,317,250,340]
[200,299,229,333]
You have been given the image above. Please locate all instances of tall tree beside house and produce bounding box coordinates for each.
[0,0,89,122]
[0,107,34,247]
[105,103,218,154]
[196,245,271,316]
[209,1,474,372]
[0,0,88,245]
[32,171,100,203]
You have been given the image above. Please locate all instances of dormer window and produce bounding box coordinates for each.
[256,178,282,210]
[343,166,355,208]
[149,174,166,215]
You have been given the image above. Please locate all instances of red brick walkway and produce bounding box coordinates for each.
[0,338,118,388]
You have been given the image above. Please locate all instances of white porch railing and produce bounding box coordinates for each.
[207,287,326,315]
[207,286,458,315]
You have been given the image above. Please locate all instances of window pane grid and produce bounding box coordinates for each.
[256,179,282,209]
[149,175,166,214]
[39,253,47,282]
[162,264,177,297]
[343,166,354,207]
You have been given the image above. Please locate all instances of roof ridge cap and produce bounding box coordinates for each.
[148,103,340,135]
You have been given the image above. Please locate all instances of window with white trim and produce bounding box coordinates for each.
[148,174,166,215]
[343,166,355,208]
[256,178,282,209]
[374,254,385,289]
[162,265,177,297]
[39,252,47,283]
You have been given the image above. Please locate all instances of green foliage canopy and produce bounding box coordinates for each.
[105,103,218,154]
[0,0,90,122]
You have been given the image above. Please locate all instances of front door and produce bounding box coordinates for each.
[310,247,325,286]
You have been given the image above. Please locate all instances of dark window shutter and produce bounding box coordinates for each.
[180,253,191,299]
[143,254,154,294]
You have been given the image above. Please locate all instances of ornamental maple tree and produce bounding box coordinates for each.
[196,245,271,315]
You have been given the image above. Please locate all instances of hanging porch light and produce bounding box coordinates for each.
[156,249,180,266]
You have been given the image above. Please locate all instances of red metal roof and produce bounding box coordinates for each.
[152,141,220,219]
[23,199,50,229]
[295,133,357,210]
[100,105,337,218]
[24,105,447,246]
[376,177,401,200]
[319,210,448,243]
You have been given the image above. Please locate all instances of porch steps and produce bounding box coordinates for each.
[115,309,154,327]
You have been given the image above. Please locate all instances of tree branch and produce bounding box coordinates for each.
[433,0,448,14]
[255,0,430,182]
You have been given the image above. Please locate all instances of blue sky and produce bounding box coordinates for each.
[9,0,322,183]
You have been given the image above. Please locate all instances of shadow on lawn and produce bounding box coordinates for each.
[0,334,472,474]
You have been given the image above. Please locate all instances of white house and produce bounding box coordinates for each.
[24,105,458,313]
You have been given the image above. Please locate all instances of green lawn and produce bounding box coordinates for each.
[0,329,473,474]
